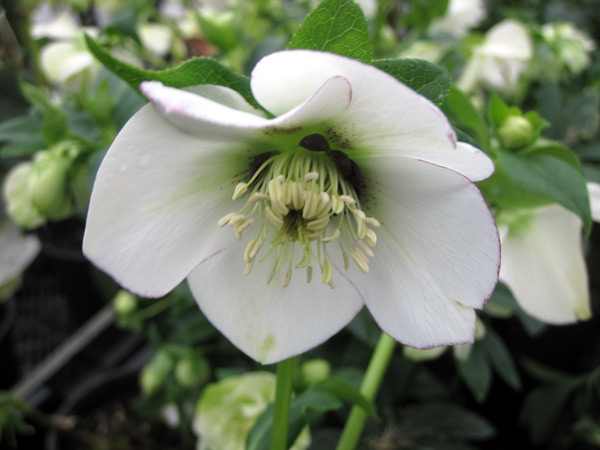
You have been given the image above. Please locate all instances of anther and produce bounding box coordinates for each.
[351,248,370,273]
[365,217,381,227]
[249,193,270,203]
[365,229,377,246]
[340,195,356,204]
[232,182,248,200]
[217,212,236,227]
[322,259,333,284]
[304,172,319,181]
[322,229,341,243]
[358,240,374,258]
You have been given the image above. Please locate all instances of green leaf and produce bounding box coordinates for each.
[85,35,259,109]
[311,376,377,417]
[288,0,372,62]
[481,329,521,391]
[497,149,592,234]
[456,344,492,402]
[401,0,449,31]
[0,111,45,157]
[372,58,450,106]
[398,402,495,441]
[246,390,342,450]
[442,86,490,152]
[520,381,580,445]
[19,83,68,146]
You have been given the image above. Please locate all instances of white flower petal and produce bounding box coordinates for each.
[187,243,364,364]
[499,204,591,323]
[250,50,488,180]
[587,182,600,223]
[40,42,96,83]
[83,104,247,297]
[0,221,41,286]
[141,81,268,141]
[453,142,495,182]
[141,75,352,141]
[355,156,499,348]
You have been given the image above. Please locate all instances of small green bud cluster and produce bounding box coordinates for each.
[140,347,211,396]
[2,142,90,229]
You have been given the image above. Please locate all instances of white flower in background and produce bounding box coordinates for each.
[457,19,533,94]
[137,22,174,57]
[193,372,310,450]
[30,9,100,89]
[541,22,596,76]
[399,40,446,64]
[588,182,600,222]
[83,50,500,364]
[0,221,41,299]
[498,204,591,324]
[428,0,486,38]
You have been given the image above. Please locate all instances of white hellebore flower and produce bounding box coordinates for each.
[428,0,486,38]
[83,50,500,364]
[498,204,591,324]
[457,19,533,94]
[30,11,100,89]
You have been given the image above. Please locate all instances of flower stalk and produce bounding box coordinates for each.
[336,333,397,450]
[270,356,297,450]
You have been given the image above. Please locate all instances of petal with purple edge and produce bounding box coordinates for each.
[83,104,249,297]
[187,242,364,364]
[250,50,490,181]
[354,155,499,348]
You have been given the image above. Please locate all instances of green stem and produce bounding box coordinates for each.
[270,357,296,450]
[336,333,397,450]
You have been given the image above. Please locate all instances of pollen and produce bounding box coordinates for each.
[217,143,379,288]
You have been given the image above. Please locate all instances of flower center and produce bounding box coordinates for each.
[218,136,379,288]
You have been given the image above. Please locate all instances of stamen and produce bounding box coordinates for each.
[358,240,374,258]
[322,259,333,284]
[232,182,248,200]
[351,248,370,273]
[220,147,380,288]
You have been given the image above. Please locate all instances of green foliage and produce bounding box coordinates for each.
[457,328,521,402]
[246,375,376,450]
[401,0,450,31]
[372,58,451,106]
[85,35,260,109]
[442,86,491,152]
[496,147,592,234]
[19,83,69,147]
[288,0,372,62]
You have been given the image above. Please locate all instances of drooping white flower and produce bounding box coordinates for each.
[30,10,100,89]
[457,19,533,94]
[540,22,596,77]
[498,204,591,324]
[83,50,500,364]
[428,0,486,38]
[0,221,41,298]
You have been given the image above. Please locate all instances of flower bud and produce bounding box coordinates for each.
[296,358,331,388]
[113,290,138,316]
[3,162,45,229]
[497,115,535,150]
[140,349,174,395]
[29,146,77,220]
[174,355,210,388]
